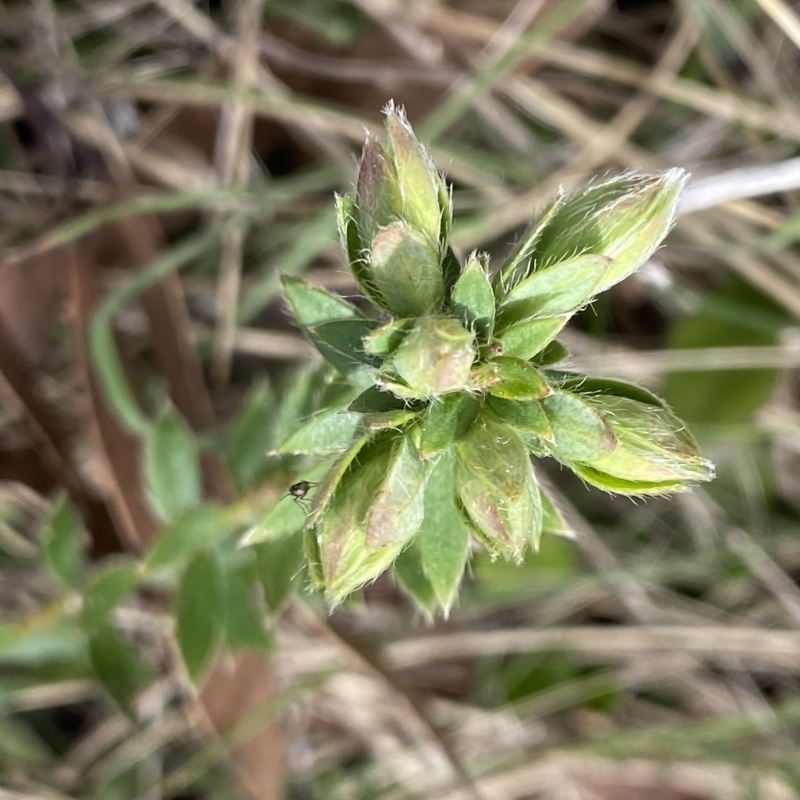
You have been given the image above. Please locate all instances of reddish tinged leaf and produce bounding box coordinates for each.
[366,436,429,547]
[455,419,542,560]
[355,137,403,246]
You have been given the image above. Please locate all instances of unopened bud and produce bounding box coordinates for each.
[578,394,715,490]
[355,137,403,247]
[531,169,688,294]
[384,106,443,247]
[391,317,476,398]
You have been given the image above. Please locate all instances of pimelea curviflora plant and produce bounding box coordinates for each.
[273,104,714,612]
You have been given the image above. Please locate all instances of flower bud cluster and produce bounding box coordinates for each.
[279,104,714,608]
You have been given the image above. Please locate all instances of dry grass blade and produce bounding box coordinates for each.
[153,0,350,163]
[681,213,800,319]
[754,0,800,51]
[297,604,485,800]
[679,157,800,213]
[570,343,800,381]
[432,752,797,800]
[210,0,262,386]
[385,626,800,671]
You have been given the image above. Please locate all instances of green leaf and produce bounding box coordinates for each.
[362,318,413,356]
[349,386,411,414]
[451,254,495,341]
[497,254,611,327]
[143,408,202,523]
[417,452,469,612]
[419,392,480,458]
[484,396,552,439]
[577,395,714,487]
[437,170,453,243]
[0,715,49,767]
[41,497,85,589]
[662,278,786,428]
[276,409,362,455]
[366,435,430,547]
[303,528,325,589]
[282,275,363,327]
[565,462,689,496]
[226,383,277,491]
[441,245,461,304]
[532,340,569,366]
[307,434,371,528]
[315,434,408,602]
[493,650,578,704]
[308,318,381,375]
[323,527,407,605]
[176,550,223,685]
[540,488,572,538]
[312,321,380,362]
[220,550,272,653]
[541,391,616,461]
[370,222,444,316]
[362,409,420,431]
[92,764,140,800]
[88,228,220,438]
[335,193,388,310]
[455,419,542,561]
[145,505,227,571]
[272,366,336,446]
[548,376,714,494]
[483,357,550,401]
[0,622,88,669]
[238,494,307,546]
[553,373,669,407]
[393,543,438,619]
[517,431,549,457]
[375,372,424,400]
[255,532,305,612]
[496,316,567,360]
[497,188,567,289]
[89,624,153,715]
[81,559,140,631]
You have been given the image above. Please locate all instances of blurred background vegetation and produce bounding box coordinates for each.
[2,0,800,797]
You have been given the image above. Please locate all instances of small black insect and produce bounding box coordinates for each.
[287,480,317,512]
